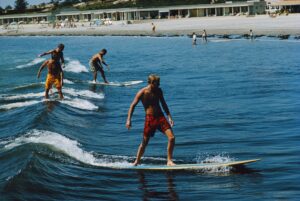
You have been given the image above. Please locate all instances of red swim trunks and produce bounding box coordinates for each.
[144,115,171,137]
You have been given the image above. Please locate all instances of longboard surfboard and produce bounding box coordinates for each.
[89,80,143,86]
[112,159,260,171]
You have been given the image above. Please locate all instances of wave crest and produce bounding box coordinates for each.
[2,130,131,168]
[16,58,45,69]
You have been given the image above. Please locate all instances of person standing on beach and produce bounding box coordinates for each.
[39,43,65,69]
[126,74,176,166]
[192,32,197,45]
[151,23,156,33]
[202,29,208,42]
[37,59,64,99]
[89,49,110,83]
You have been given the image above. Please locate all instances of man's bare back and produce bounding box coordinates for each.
[37,59,64,99]
[91,53,102,63]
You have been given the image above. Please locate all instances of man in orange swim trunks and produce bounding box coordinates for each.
[126,74,176,166]
[37,59,64,99]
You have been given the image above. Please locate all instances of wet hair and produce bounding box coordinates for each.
[148,74,160,85]
[58,43,64,49]
[100,49,107,54]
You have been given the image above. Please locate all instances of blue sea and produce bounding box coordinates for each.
[0,36,300,200]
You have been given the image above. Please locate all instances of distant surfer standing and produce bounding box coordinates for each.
[89,49,110,83]
[249,29,254,40]
[126,74,176,166]
[202,29,208,42]
[39,43,65,69]
[37,59,64,99]
[192,32,197,45]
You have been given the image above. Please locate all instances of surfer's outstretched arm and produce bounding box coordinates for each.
[37,60,48,78]
[126,89,144,129]
[38,49,54,57]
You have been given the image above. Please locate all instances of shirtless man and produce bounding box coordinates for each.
[37,59,64,99]
[126,74,176,166]
[39,43,65,69]
[89,49,109,83]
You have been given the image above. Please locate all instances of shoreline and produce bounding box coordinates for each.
[1,14,300,37]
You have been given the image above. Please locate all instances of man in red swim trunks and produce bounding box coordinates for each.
[126,74,175,166]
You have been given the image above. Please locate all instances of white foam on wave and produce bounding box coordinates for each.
[65,60,88,73]
[0,100,40,110]
[61,98,98,111]
[88,80,143,86]
[0,91,98,111]
[210,39,231,43]
[0,92,44,101]
[63,79,74,84]
[195,153,234,173]
[2,130,131,167]
[63,88,104,99]
[16,58,45,69]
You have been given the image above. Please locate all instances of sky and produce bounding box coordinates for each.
[0,0,51,8]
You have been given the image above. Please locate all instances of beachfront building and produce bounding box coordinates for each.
[265,0,300,13]
[0,13,53,25]
[54,1,266,22]
[0,1,266,25]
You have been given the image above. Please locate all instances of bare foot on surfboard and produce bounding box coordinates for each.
[167,160,176,166]
[132,161,140,166]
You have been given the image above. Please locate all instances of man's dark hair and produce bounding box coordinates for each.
[58,44,64,49]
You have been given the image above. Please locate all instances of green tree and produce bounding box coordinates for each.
[50,0,60,7]
[15,0,28,11]
[5,5,13,10]
[61,0,80,6]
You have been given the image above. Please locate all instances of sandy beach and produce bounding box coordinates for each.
[1,14,300,37]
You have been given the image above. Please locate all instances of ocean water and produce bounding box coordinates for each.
[0,36,300,200]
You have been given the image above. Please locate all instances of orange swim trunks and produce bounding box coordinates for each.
[144,115,171,137]
[45,74,62,90]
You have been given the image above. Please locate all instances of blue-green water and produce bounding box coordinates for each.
[0,36,300,200]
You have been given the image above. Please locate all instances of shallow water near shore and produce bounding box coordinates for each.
[0,36,300,200]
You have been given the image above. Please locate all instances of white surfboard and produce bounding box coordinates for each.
[89,80,143,86]
[113,159,260,171]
